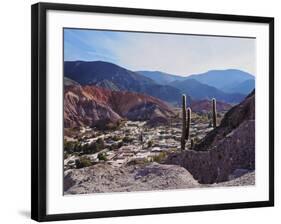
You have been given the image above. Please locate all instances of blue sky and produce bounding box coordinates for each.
[64,28,256,76]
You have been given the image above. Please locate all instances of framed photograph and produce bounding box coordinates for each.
[31,2,274,222]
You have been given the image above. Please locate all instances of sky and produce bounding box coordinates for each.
[64,28,256,76]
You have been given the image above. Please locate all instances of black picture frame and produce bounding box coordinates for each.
[31,2,274,222]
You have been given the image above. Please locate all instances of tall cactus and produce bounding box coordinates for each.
[186,108,191,141]
[181,95,191,150]
[181,95,187,150]
[212,98,217,128]
[139,130,144,149]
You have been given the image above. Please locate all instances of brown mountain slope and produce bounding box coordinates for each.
[64,85,121,128]
[64,85,175,128]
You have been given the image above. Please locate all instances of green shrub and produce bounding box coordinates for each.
[64,140,81,154]
[72,152,80,157]
[64,137,105,156]
[63,152,69,160]
[151,152,167,163]
[75,156,92,168]
[194,136,200,143]
[94,120,123,131]
[98,152,107,161]
[147,140,154,148]
[169,148,177,152]
[84,138,105,154]
[123,136,133,143]
[96,138,105,150]
[105,120,124,130]
[112,135,122,141]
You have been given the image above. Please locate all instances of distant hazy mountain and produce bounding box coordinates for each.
[138,69,254,100]
[222,79,255,95]
[137,71,185,85]
[170,78,246,103]
[186,69,254,90]
[64,61,189,105]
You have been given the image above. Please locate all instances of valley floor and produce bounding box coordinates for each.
[64,114,214,171]
[63,111,255,194]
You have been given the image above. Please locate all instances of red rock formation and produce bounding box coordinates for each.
[64,85,175,128]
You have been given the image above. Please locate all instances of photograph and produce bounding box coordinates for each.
[63,28,256,195]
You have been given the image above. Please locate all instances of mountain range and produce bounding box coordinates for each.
[137,69,254,100]
[64,61,254,105]
[137,71,185,85]
[186,69,255,94]
[65,61,189,105]
[138,69,255,95]
[170,78,245,103]
[222,79,255,94]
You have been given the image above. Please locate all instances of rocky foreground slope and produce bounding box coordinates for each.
[64,162,254,194]
[64,163,199,194]
[166,91,255,184]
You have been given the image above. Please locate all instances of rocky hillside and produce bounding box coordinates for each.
[64,83,175,128]
[194,90,255,151]
[191,99,232,113]
[166,90,255,184]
